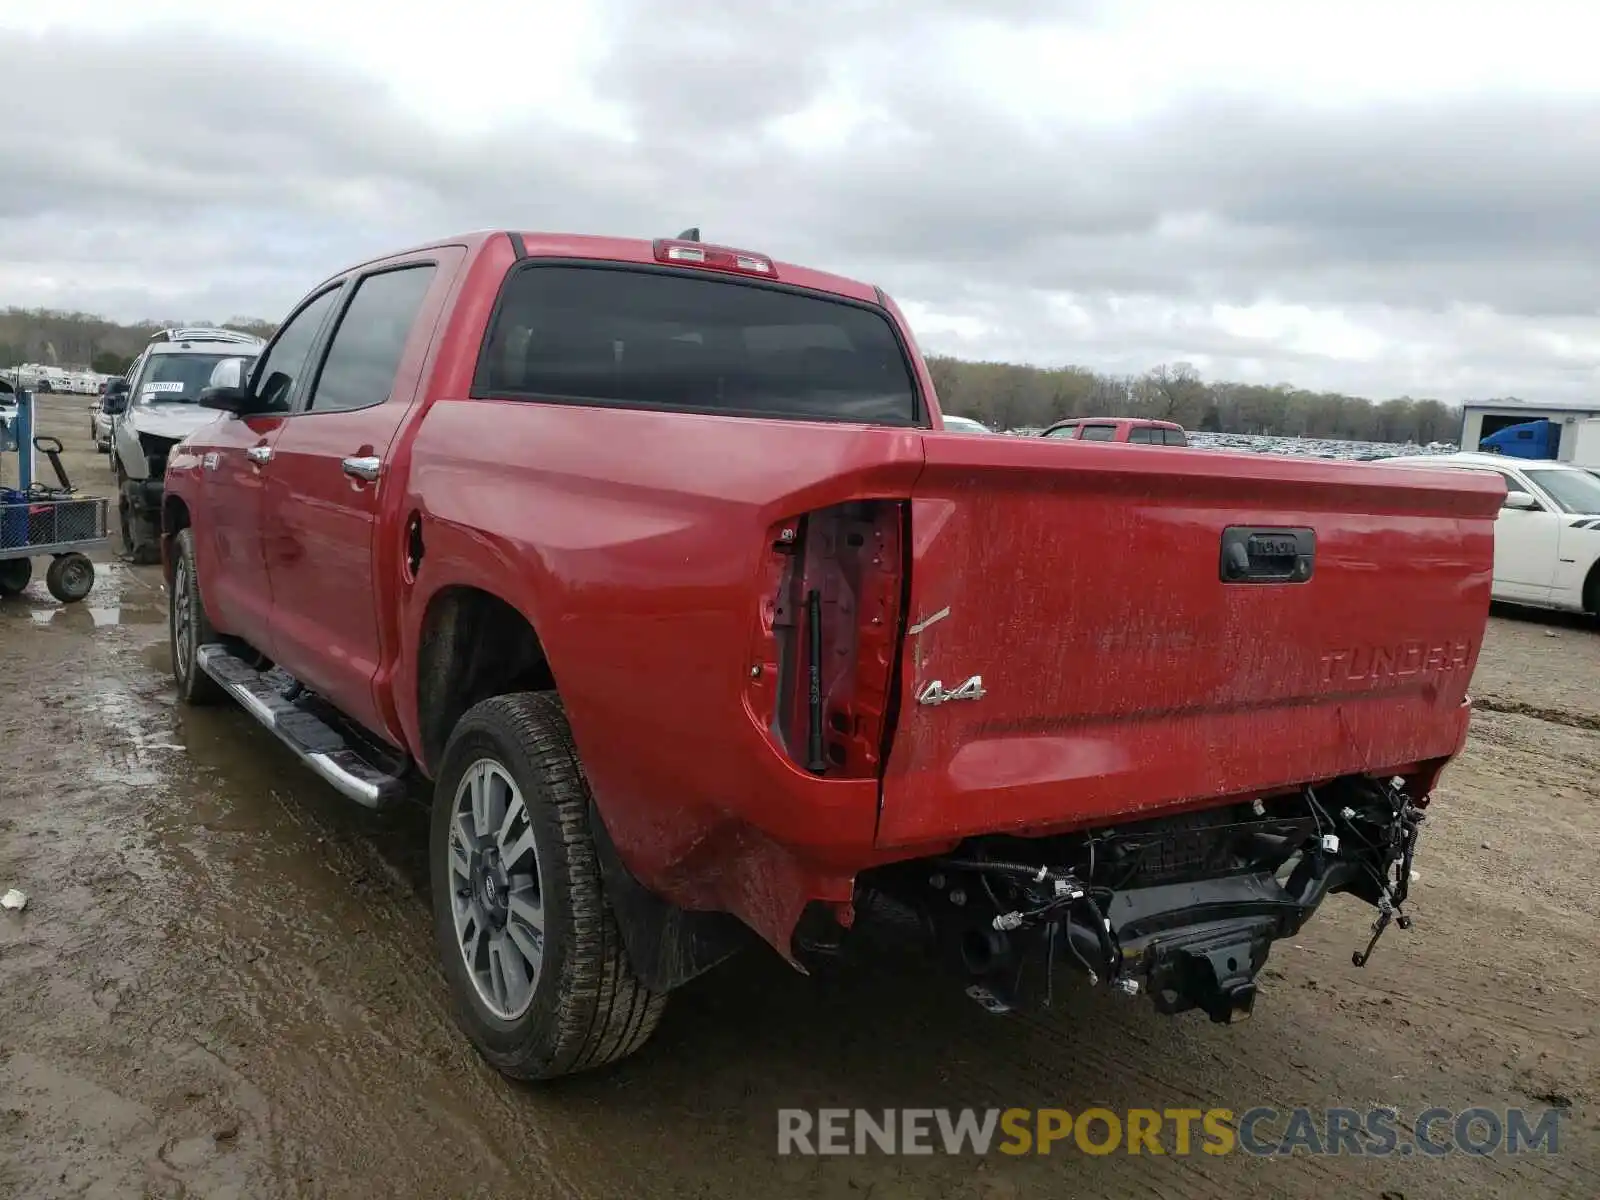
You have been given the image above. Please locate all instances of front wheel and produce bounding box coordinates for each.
[169,529,224,705]
[430,692,667,1080]
[116,466,160,565]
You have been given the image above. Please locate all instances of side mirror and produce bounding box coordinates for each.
[198,385,252,414]
[1503,490,1540,511]
[106,378,130,396]
[103,394,128,415]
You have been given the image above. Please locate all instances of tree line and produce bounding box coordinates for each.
[0,305,1488,444]
[927,358,1470,444]
[0,307,276,378]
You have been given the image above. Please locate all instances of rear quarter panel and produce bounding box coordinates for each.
[392,393,926,944]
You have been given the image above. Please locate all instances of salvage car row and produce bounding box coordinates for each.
[81,228,1527,1083]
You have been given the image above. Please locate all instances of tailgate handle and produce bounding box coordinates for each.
[1220,527,1315,583]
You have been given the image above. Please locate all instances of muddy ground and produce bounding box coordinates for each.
[1,395,1596,1198]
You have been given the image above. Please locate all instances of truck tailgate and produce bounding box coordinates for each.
[878,436,1503,850]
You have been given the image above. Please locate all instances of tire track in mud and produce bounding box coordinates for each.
[139,637,604,1198]
[1472,694,1600,733]
[3,620,588,1199]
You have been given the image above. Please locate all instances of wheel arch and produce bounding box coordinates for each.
[415,586,754,992]
[161,493,192,578]
[415,585,557,777]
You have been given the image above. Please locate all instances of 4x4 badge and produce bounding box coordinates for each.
[917,676,986,706]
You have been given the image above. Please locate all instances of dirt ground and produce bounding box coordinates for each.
[1,395,1596,1199]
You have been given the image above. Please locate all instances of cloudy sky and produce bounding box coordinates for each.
[3,0,1599,400]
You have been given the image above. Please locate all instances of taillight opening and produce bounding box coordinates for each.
[749,500,907,780]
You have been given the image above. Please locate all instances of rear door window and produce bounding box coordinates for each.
[477,265,919,425]
[1163,428,1188,446]
[1079,424,1117,441]
[305,266,436,414]
[1127,427,1154,444]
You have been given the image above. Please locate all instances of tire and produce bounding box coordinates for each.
[117,470,159,565]
[430,692,667,1080]
[0,558,30,596]
[169,529,224,705]
[45,553,94,603]
[115,464,135,557]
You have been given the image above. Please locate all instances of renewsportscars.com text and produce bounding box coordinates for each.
[776,1106,1565,1158]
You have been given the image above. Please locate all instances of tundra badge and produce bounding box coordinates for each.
[917,676,986,705]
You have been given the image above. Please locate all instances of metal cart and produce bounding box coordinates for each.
[0,387,109,602]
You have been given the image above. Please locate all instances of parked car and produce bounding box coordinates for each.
[161,228,1498,1080]
[1041,417,1188,445]
[1377,451,1600,614]
[108,328,263,562]
[90,380,126,453]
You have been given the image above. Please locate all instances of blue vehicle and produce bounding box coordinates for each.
[1479,418,1559,459]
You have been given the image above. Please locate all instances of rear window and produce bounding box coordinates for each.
[477,265,919,425]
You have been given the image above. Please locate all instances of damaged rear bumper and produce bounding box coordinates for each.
[849,777,1425,1024]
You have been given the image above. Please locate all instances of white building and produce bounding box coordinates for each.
[1458,397,1600,460]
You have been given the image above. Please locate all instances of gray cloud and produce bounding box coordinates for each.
[2,12,1599,401]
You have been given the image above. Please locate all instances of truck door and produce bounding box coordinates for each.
[260,250,462,740]
[194,286,343,644]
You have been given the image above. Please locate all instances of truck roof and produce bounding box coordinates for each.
[1051,417,1185,429]
[315,230,886,306]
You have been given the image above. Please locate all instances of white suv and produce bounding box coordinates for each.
[109,327,265,562]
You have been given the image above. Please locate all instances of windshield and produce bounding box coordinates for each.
[1524,467,1600,514]
[136,353,252,404]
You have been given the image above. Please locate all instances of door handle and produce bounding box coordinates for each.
[342,455,381,482]
[247,445,273,464]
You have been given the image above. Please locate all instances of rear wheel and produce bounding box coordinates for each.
[430,692,667,1080]
[0,558,30,596]
[169,529,224,705]
[45,553,94,603]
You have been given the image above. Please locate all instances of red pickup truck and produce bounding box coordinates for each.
[161,230,1501,1081]
[1041,416,1189,444]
